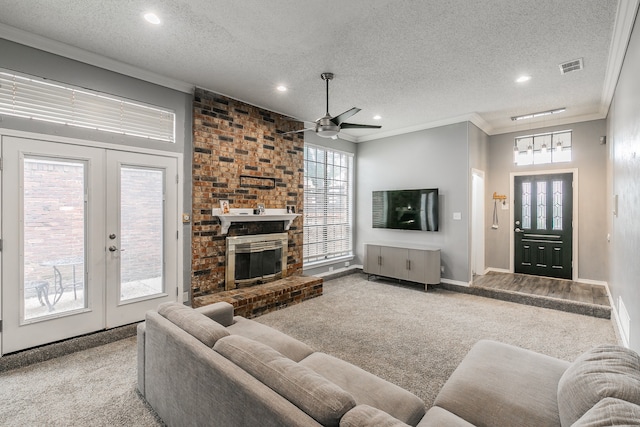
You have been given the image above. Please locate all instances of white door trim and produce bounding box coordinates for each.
[471,168,485,278]
[509,168,579,279]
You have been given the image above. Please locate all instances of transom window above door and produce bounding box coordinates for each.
[0,69,175,142]
[513,130,572,166]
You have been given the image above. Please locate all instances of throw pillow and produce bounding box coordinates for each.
[557,344,640,427]
[214,335,356,426]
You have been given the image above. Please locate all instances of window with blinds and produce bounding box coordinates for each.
[0,70,175,142]
[303,144,353,264]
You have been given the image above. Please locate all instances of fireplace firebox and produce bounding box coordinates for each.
[225,233,288,290]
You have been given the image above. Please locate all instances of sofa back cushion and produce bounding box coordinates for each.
[557,344,640,426]
[571,397,640,426]
[157,302,230,347]
[214,335,356,426]
[339,405,410,427]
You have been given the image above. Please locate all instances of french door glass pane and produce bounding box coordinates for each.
[23,158,86,320]
[120,167,165,301]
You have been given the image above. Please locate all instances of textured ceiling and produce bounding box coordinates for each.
[0,0,627,140]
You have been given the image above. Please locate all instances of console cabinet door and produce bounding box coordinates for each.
[380,246,406,279]
[364,245,382,275]
[407,249,427,283]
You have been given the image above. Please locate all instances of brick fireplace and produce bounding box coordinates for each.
[191,88,305,300]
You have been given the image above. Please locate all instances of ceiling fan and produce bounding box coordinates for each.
[288,73,381,139]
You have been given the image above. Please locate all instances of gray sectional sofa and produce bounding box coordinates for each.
[137,302,640,426]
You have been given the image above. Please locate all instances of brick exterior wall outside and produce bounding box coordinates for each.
[23,160,163,288]
[191,88,305,299]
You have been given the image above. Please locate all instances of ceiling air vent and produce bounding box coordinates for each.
[559,58,583,75]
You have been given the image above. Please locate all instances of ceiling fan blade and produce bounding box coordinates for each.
[339,122,382,129]
[331,107,361,125]
[279,127,314,136]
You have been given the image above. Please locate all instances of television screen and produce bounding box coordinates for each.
[372,189,439,231]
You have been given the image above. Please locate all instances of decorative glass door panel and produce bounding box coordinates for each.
[514,173,573,279]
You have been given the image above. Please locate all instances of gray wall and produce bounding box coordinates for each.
[0,39,194,296]
[355,122,471,283]
[486,119,608,282]
[607,10,640,352]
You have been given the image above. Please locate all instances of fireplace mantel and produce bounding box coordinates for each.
[215,209,300,234]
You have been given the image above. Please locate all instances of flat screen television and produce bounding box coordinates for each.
[372,189,439,231]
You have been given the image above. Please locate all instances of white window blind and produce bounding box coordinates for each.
[303,144,353,264]
[0,70,175,142]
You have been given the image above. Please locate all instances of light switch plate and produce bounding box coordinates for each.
[453,212,462,220]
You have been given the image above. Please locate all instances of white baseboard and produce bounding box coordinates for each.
[441,278,471,287]
[575,277,608,287]
[314,264,362,278]
[484,267,511,274]
[604,283,630,348]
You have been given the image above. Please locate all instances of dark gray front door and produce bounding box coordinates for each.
[514,173,573,279]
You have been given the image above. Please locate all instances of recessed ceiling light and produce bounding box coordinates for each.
[144,12,161,25]
[516,75,531,83]
[276,85,287,92]
[373,115,382,120]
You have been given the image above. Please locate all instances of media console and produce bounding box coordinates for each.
[363,243,441,290]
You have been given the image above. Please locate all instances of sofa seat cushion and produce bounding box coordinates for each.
[571,397,640,426]
[433,339,569,427]
[300,352,426,426]
[340,405,410,427]
[417,407,475,427]
[214,335,355,426]
[557,344,640,427]
[157,302,229,347]
[228,316,314,362]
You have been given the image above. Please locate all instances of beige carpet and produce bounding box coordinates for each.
[0,273,618,425]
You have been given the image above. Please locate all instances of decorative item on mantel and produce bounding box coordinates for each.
[219,199,230,214]
[215,208,300,235]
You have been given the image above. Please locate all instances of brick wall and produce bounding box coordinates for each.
[191,88,305,298]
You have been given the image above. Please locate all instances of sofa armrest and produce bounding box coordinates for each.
[195,301,234,326]
[136,321,146,397]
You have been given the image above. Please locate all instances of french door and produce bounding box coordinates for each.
[1,136,178,354]
[514,173,573,279]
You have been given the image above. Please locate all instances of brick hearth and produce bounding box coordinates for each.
[192,276,323,318]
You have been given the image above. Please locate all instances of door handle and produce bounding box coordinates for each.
[515,228,524,233]
[108,246,125,252]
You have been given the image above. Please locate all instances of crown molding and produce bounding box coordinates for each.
[0,23,194,94]
[489,112,607,136]
[600,0,640,116]
[356,112,493,143]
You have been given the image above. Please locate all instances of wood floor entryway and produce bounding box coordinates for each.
[469,272,611,319]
